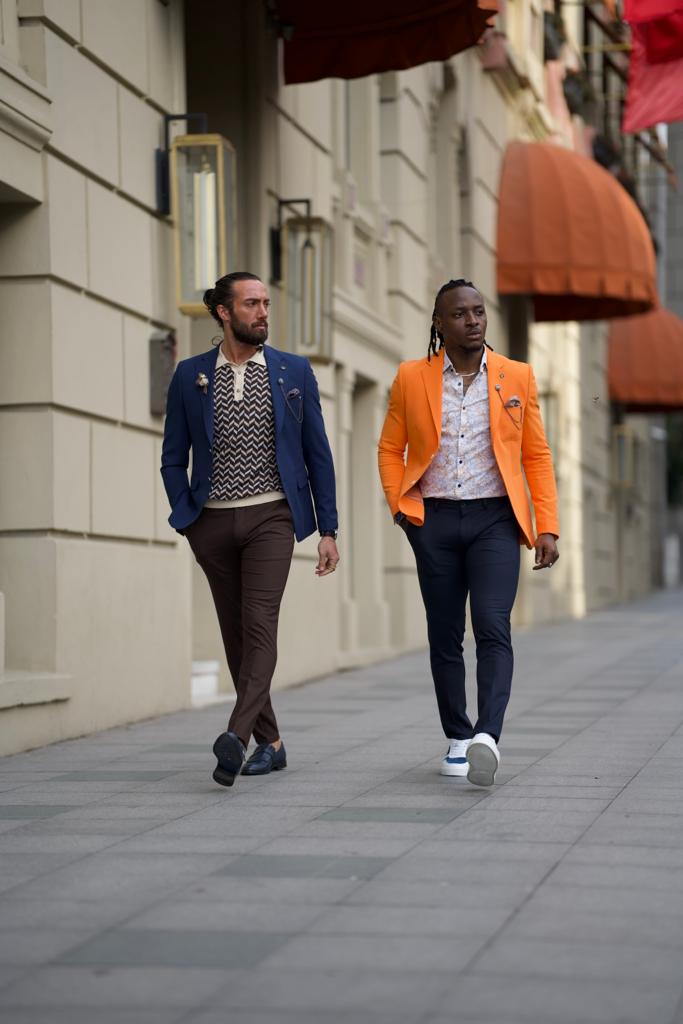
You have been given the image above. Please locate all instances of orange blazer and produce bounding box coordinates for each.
[377,348,559,548]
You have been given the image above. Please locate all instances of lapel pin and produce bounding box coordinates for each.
[495,384,501,391]
[499,373,504,379]
[277,377,284,384]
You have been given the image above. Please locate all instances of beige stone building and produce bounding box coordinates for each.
[0,0,670,755]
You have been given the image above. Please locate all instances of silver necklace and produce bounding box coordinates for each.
[454,369,478,377]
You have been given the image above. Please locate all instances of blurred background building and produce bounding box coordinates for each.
[1,0,681,754]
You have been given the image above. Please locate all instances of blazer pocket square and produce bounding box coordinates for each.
[504,396,522,408]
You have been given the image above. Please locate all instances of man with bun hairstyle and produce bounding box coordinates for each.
[378,280,559,787]
[162,272,339,787]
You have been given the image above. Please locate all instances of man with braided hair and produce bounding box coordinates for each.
[378,280,559,786]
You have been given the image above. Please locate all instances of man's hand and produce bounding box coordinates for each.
[533,533,559,570]
[316,537,340,577]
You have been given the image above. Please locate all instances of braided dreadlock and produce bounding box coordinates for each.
[428,278,476,360]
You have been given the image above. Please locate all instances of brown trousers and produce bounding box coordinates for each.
[185,500,295,746]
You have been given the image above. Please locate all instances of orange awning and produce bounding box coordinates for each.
[274,1,498,85]
[608,305,683,411]
[497,141,657,322]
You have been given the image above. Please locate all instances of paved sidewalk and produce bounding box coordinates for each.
[1,589,683,1024]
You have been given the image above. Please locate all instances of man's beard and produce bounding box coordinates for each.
[230,313,268,346]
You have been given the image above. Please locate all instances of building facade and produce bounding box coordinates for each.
[0,0,671,755]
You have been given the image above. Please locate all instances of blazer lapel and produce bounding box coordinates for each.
[486,348,506,434]
[263,346,285,436]
[198,347,220,444]
[420,349,444,441]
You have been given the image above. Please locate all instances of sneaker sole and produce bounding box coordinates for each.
[467,744,498,787]
[440,763,469,777]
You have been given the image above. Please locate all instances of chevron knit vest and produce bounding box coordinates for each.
[208,362,282,501]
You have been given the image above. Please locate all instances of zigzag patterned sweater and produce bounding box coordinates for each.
[208,361,283,501]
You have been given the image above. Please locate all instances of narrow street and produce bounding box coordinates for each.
[1,588,683,1024]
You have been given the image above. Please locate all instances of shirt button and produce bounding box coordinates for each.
[461,434,464,438]
[459,460,463,464]
[457,484,462,488]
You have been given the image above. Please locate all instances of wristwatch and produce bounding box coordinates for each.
[320,530,337,540]
[393,512,407,526]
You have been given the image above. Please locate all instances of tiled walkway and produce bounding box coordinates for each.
[1,588,683,1023]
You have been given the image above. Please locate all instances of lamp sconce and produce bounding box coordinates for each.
[169,131,237,316]
[156,113,208,216]
[271,199,333,360]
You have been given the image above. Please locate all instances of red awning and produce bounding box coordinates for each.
[608,305,683,411]
[497,141,657,322]
[274,1,498,85]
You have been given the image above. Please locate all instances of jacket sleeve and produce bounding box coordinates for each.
[160,365,192,510]
[521,366,560,539]
[301,360,338,533]
[377,367,407,517]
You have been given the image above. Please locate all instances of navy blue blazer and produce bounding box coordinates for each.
[160,344,338,542]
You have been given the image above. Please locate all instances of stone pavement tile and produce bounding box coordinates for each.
[5,852,232,903]
[482,795,612,813]
[436,810,596,844]
[345,878,535,910]
[306,903,511,937]
[499,903,683,947]
[59,928,290,969]
[581,812,683,847]
[261,834,418,857]
[377,854,554,886]
[490,784,620,799]
[0,928,105,967]
[522,882,683,916]
[608,792,683,814]
[430,974,681,1023]
[206,967,453,1015]
[108,835,260,855]
[2,817,172,837]
[291,819,458,840]
[124,899,325,933]
[413,838,570,864]
[0,833,121,854]
[50,771,180,782]
[564,842,683,868]
[0,1011,188,1024]
[317,807,462,824]
[147,805,333,836]
[471,936,683,982]
[262,933,485,972]
[341,792,488,810]
[0,966,239,1010]
[183,1011,424,1024]
[0,806,77,819]
[0,897,148,930]
[175,875,365,906]
[505,771,634,787]
[547,861,683,891]
[218,853,391,880]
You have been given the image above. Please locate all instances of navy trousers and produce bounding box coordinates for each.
[405,497,520,742]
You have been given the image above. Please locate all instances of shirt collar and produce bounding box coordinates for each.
[443,347,488,376]
[216,345,266,369]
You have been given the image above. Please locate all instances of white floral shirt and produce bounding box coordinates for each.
[419,348,507,500]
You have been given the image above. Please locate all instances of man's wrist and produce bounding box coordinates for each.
[319,529,337,540]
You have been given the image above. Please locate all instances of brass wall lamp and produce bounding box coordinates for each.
[270,198,333,360]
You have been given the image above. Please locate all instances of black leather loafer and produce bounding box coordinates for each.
[242,741,287,776]
[212,731,246,787]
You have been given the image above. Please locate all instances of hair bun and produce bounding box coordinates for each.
[203,287,215,308]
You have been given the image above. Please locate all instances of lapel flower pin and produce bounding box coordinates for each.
[195,372,209,394]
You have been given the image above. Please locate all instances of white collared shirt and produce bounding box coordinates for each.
[419,348,507,500]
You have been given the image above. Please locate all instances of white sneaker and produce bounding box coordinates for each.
[467,733,500,787]
[440,739,471,777]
